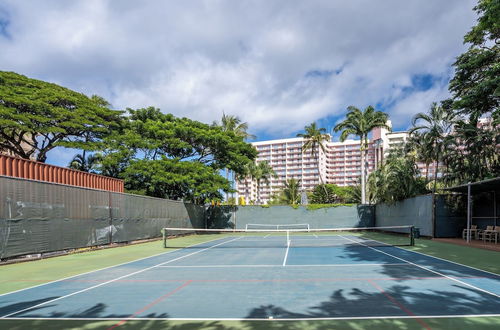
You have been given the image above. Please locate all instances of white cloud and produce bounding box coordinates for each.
[0,0,478,138]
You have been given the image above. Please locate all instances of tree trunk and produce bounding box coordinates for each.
[257,180,261,205]
[425,162,430,182]
[360,136,366,204]
[245,179,249,205]
[365,136,370,203]
[225,168,229,202]
[315,149,329,197]
[433,158,439,193]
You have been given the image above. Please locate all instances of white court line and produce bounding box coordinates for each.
[0,235,231,298]
[4,313,500,321]
[339,235,500,299]
[263,234,271,238]
[337,235,500,278]
[157,263,409,268]
[282,239,290,266]
[399,245,500,279]
[0,237,243,319]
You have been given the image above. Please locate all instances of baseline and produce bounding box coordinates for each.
[3,313,500,321]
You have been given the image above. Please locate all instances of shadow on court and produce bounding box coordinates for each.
[339,239,500,281]
[2,236,500,329]
[2,280,499,322]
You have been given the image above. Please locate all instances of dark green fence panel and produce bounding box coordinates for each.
[0,176,206,259]
[375,195,433,236]
[207,205,375,229]
[434,194,467,238]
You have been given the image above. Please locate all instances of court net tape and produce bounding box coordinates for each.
[245,223,310,231]
[161,225,415,248]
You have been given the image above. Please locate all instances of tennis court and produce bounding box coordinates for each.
[1,227,499,329]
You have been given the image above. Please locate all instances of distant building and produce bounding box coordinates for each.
[236,121,436,204]
[0,136,37,160]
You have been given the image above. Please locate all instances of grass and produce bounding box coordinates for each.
[305,203,356,210]
[1,234,499,329]
[0,235,212,295]
[1,317,500,330]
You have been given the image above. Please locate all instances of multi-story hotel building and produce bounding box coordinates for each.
[236,121,435,204]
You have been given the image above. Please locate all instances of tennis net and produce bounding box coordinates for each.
[161,225,415,248]
[245,223,310,231]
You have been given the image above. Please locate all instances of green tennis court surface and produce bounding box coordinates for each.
[1,233,500,330]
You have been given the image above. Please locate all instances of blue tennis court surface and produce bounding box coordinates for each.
[1,234,500,326]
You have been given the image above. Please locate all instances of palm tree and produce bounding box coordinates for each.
[214,112,256,203]
[334,106,390,204]
[235,162,252,205]
[283,178,301,205]
[215,112,256,140]
[452,119,499,183]
[406,132,434,183]
[297,123,330,195]
[367,150,427,203]
[69,153,102,173]
[409,103,457,192]
[249,161,276,205]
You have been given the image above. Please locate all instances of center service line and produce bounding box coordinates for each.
[282,239,291,266]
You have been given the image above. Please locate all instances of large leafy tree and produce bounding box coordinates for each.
[310,184,356,204]
[334,106,390,204]
[297,122,330,195]
[441,0,500,184]
[0,71,121,162]
[448,0,499,124]
[99,107,256,203]
[123,158,231,204]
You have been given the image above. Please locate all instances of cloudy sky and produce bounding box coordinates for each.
[0,0,478,165]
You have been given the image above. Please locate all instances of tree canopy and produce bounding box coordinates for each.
[98,107,257,202]
[310,184,357,204]
[448,0,499,124]
[367,151,429,204]
[0,71,121,162]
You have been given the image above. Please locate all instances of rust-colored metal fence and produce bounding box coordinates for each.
[0,154,124,192]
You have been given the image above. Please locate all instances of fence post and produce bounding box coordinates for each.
[467,183,471,243]
[108,191,113,245]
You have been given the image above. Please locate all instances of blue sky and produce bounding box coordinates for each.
[0,0,477,166]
